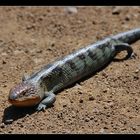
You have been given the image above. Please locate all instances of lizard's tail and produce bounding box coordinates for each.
[112,28,140,45]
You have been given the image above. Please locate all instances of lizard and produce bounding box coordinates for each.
[8,28,140,111]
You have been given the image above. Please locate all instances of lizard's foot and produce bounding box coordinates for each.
[37,103,46,111]
[36,91,56,111]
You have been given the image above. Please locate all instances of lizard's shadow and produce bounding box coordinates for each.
[2,105,37,124]
[2,54,132,124]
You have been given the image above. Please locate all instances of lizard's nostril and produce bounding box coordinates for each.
[9,92,17,100]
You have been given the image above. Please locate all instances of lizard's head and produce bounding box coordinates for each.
[8,82,42,107]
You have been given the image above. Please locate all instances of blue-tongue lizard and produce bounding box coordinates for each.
[8,28,140,111]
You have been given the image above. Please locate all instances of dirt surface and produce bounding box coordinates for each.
[0,6,140,134]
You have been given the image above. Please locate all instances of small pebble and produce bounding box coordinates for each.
[93,108,100,113]
[78,91,83,94]
[112,7,121,15]
[107,102,114,107]
[51,43,55,47]
[2,60,6,64]
[85,117,90,122]
[79,99,83,103]
[132,127,136,131]
[104,106,108,109]
[25,114,30,117]
[135,69,139,73]
[1,52,8,56]
[64,7,78,14]
[90,117,94,120]
[8,130,12,133]
[99,128,105,133]
[63,104,67,108]
[4,119,14,124]
[2,84,7,87]
[92,20,96,25]
[101,72,108,78]
[33,58,43,64]
[103,126,108,129]
[65,89,69,93]
[47,47,53,51]
[133,75,139,80]
[20,124,24,128]
[0,123,5,128]
[89,96,94,101]
[103,88,109,93]
[75,83,82,90]
[125,15,130,21]
[36,49,42,53]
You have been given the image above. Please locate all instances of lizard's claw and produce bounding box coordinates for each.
[36,104,46,111]
[130,52,137,59]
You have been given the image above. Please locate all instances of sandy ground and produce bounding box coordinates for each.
[0,6,140,134]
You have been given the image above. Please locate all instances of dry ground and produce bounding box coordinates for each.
[0,6,140,134]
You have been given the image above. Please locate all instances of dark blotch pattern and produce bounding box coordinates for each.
[52,66,63,75]
[67,60,76,70]
[78,54,86,60]
[87,49,97,61]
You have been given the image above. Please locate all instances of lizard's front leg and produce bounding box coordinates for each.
[37,91,56,111]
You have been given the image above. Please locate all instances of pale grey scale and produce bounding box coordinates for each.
[68,53,92,75]
[44,75,62,92]
[60,65,74,82]
[112,28,140,44]
[52,82,64,93]
[60,59,77,78]
[45,67,74,92]
[59,57,85,80]
[78,52,96,71]
[52,67,76,92]
[102,46,115,60]
[103,46,113,58]
[84,55,97,68]
[75,44,111,70]
[94,48,104,62]
[79,53,95,69]
[49,56,89,92]
[87,46,113,71]
[71,57,85,73]
[100,44,113,58]
[42,60,78,92]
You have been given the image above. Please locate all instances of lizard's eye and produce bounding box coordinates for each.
[20,91,27,97]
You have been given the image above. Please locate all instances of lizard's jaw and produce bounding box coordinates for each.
[8,82,42,107]
[8,95,41,107]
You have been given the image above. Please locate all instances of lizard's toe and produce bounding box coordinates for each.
[36,104,46,111]
[130,52,137,59]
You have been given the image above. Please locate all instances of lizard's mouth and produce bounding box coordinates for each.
[8,96,41,107]
[8,82,42,107]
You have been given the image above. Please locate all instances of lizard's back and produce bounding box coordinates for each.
[29,38,115,93]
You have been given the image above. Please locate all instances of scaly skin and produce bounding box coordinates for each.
[8,28,140,111]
